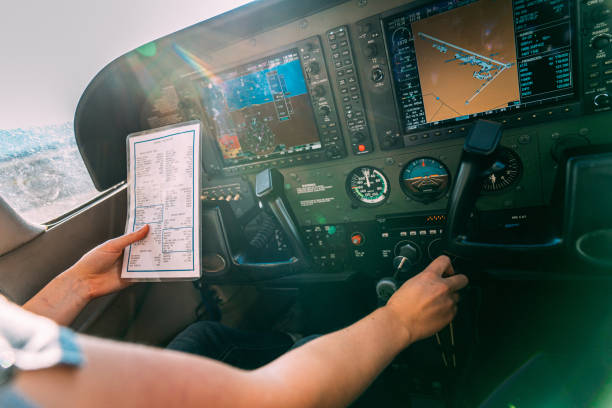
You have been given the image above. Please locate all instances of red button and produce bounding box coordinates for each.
[358,144,366,152]
[351,233,364,246]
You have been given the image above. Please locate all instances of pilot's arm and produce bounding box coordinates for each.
[14,256,467,408]
[22,225,150,326]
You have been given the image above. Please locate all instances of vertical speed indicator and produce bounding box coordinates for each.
[346,166,390,206]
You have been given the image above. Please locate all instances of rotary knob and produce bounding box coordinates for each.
[592,34,612,50]
[594,93,610,108]
[312,85,326,98]
[319,105,331,116]
[325,146,340,158]
[360,23,372,34]
[382,133,399,148]
[371,68,384,82]
[364,43,378,58]
[308,61,321,75]
[351,132,366,144]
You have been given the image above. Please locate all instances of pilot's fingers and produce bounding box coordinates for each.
[424,255,453,277]
[445,273,469,292]
[442,261,456,277]
[106,225,150,251]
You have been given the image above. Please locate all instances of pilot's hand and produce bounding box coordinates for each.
[65,225,150,300]
[385,255,468,344]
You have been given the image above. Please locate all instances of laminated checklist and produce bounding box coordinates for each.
[121,121,201,280]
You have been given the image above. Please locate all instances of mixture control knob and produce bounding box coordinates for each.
[319,105,331,116]
[594,93,610,108]
[371,68,384,82]
[313,85,326,98]
[364,43,378,58]
[308,61,321,75]
[592,34,612,50]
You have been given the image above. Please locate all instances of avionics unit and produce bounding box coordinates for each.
[354,0,586,149]
[194,37,345,174]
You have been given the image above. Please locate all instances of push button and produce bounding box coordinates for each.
[350,233,364,246]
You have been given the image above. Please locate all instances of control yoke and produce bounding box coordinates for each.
[446,120,562,257]
[216,168,311,276]
[253,168,312,268]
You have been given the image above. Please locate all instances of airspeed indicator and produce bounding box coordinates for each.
[346,166,390,206]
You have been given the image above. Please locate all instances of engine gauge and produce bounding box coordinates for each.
[482,147,523,193]
[400,158,450,203]
[346,166,390,206]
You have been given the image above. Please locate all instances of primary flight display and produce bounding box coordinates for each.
[196,49,321,166]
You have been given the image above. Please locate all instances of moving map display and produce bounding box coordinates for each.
[196,50,320,165]
[383,0,575,132]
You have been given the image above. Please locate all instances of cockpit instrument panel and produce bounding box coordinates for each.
[382,0,576,133]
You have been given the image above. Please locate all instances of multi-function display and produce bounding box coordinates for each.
[195,49,321,166]
[383,0,575,133]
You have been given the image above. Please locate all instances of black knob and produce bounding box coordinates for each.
[308,61,321,75]
[351,132,366,143]
[376,277,398,302]
[592,34,611,50]
[371,68,384,82]
[427,238,446,260]
[398,242,420,263]
[392,242,421,276]
[325,146,340,158]
[319,105,331,116]
[364,43,378,58]
[594,93,610,108]
[382,133,399,148]
[360,23,372,34]
[313,85,326,98]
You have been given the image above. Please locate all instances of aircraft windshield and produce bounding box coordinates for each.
[0,0,256,223]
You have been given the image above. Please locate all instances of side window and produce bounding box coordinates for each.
[0,122,99,224]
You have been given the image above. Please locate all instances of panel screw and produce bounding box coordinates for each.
[299,19,309,29]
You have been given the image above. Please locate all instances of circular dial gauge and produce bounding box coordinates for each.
[346,166,390,206]
[400,158,450,203]
[482,147,523,193]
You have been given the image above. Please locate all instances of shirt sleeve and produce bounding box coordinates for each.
[0,296,83,371]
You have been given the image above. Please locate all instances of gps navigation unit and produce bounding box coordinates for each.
[383,0,576,133]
